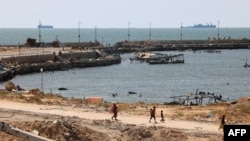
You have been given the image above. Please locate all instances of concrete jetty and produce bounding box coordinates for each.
[110,39,250,53]
[0,47,121,81]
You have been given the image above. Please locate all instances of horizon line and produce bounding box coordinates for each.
[0,26,249,29]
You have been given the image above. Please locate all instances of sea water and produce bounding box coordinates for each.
[0,28,250,103]
[0,50,250,103]
[1,28,250,46]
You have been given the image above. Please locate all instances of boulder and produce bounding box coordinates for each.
[5,81,16,91]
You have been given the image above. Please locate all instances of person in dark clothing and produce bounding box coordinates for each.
[111,103,118,120]
[160,110,165,122]
[219,114,226,131]
[149,106,157,123]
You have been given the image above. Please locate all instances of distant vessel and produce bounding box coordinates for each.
[183,23,216,28]
[37,22,53,28]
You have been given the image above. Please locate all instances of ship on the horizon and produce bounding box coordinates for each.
[37,22,53,28]
[182,23,216,28]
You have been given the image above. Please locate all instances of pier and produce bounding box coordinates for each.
[110,39,250,53]
[0,47,121,81]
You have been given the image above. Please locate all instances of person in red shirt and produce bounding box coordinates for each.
[149,106,157,123]
[111,103,118,121]
[219,114,226,130]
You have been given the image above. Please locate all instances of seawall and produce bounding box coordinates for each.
[0,50,121,81]
[110,39,250,53]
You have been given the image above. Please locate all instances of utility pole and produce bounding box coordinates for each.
[128,21,131,41]
[40,68,43,93]
[38,21,41,44]
[149,22,152,42]
[78,21,81,44]
[18,41,20,56]
[94,26,97,42]
[101,32,104,46]
[217,21,220,40]
[180,22,183,41]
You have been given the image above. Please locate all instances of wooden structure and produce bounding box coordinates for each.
[134,52,184,64]
[147,54,184,64]
[167,90,226,106]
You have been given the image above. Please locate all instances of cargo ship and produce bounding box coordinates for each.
[182,23,216,28]
[37,22,53,28]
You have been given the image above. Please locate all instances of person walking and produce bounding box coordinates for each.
[111,103,118,121]
[160,110,165,122]
[149,106,157,123]
[219,114,226,131]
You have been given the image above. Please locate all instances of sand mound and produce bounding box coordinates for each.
[126,126,188,141]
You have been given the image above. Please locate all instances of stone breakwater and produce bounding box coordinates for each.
[110,39,250,53]
[0,49,121,81]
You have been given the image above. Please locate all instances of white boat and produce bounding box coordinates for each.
[135,52,156,60]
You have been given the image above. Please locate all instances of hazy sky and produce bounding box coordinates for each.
[1,0,249,28]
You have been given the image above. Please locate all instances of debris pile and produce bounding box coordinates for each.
[11,119,110,141]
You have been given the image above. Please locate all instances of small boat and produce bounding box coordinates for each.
[128,91,137,94]
[58,87,68,90]
[147,54,184,64]
[135,52,156,61]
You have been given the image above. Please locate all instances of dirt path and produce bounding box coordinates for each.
[0,100,221,135]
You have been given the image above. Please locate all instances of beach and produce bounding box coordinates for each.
[1,87,249,140]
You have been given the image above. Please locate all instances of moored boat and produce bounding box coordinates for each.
[147,54,184,64]
[128,91,137,94]
[135,52,156,61]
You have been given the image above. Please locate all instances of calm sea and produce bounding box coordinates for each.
[1,28,250,46]
[0,28,250,103]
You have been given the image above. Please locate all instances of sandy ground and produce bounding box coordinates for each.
[0,88,230,141]
[0,85,249,141]
[0,100,221,133]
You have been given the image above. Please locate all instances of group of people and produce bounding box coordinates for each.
[110,103,165,123]
[149,106,165,123]
[110,103,227,131]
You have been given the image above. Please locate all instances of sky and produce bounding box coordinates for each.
[1,0,250,28]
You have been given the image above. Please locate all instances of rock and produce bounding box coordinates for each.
[5,81,16,91]
[16,85,25,91]
[29,88,41,95]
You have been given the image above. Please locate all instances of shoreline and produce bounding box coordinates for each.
[0,88,249,140]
